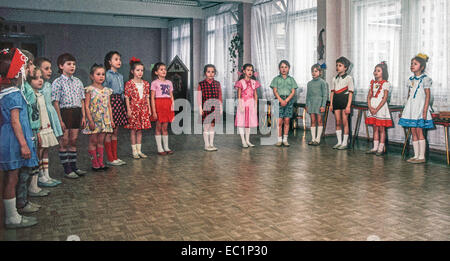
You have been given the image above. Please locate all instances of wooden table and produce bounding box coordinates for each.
[351,102,404,150]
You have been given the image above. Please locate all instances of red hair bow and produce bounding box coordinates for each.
[0,48,28,84]
[129,56,141,64]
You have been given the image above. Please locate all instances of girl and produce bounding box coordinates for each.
[270,60,298,147]
[329,56,354,150]
[0,48,39,228]
[399,54,434,164]
[365,62,393,156]
[235,64,260,148]
[151,62,175,155]
[35,57,62,187]
[28,68,59,197]
[83,64,114,171]
[103,51,127,166]
[198,64,223,151]
[306,64,328,146]
[124,57,151,159]
[52,53,87,179]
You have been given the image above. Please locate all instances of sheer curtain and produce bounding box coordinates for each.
[203,3,239,101]
[351,0,450,150]
[251,0,317,101]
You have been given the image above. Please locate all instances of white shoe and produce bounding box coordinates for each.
[116,159,126,165]
[333,143,341,149]
[107,160,122,166]
[138,152,148,158]
[242,143,249,148]
[246,141,255,147]
[282,140,290,147]
[132,153,140,159]
[210,146,218,151]
[205,146,214,151]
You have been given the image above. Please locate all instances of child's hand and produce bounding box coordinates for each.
[422,110,427,120]
[89,121,95,131]
[21,144,31,159]
[153,113,158,120]
[111,121,116,129]
[345,106,351,115]
[199,107,204,116]
[127,111,132,119]
[329,105,333,112]
[81,117,86,129]
[320,107,325,113]
[220,105,223,115]
[37,133,42,147]
[60,121,66,132]
[280,100,287,107]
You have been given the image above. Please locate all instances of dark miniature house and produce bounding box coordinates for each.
[166,55,189,101]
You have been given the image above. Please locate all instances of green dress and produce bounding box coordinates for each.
[306,77,328,114]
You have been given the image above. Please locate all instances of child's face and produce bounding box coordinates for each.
[60,61,76,76]
[311,68,320,79]
[336,62,347,75]
[26,60,35,77]
[279,63,290,76]
[110,54,122,70]
[40,61,52,80]
[30,70,44,90]
[133,65,144,79]
[155,65,167,78]
[373,66,383,80]
[91,68,105,84]
[205,67,215,80]
[244,66,253,78]
[410,59,422,74]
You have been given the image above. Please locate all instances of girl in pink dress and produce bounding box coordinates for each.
[235,64,260,148]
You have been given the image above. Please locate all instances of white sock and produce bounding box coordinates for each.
[310,127,317,142]
[316,126,323,143]
[283,135,288,142]
[3,198,21,224]
[209,131,215,147]
[372,140,380,151]
[378,143,385,153]
[136,144,142,153]
[203,131,210,148]
[418,140,426,160]
[39,168,49,183]
[412,141,419,159]
[239,128,247,146]
[131,144,137,155]
[278,136,282,143]
[155,135,164,153]
[162,135,171,151]
[342,134,349,146]
[245,128,252,144]
[336,130,342,145]
[28,175,40,193]
[43,158,52,181]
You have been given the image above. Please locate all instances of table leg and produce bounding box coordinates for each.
[445,126,449,165]
[402,128,411,159]
[322,105,329,138]
[303,108,306,131]
[363,111,370,140]
[352,109,362,150]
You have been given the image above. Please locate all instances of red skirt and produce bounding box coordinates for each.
[154,98,174,123]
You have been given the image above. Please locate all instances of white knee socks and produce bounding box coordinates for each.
[245,128,254,146]
[412,141,419,159]
[418,140,426,160]
[203,131,210,149]
[4,198,21,224]
[336,130,342,146]
[316,126,323,143]
[162,135,171,151]
[372,140,380,151]
[311,127,316,142]
[342,134,349,146]
[239,128,247,146]
[209,131,215,147]
[155,135,164,153]
[28,175,41,193]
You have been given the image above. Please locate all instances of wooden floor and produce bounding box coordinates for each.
[1,129,449,241]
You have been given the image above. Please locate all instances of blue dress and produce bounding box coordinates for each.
[40,81,63,137]
[0,87,39,171]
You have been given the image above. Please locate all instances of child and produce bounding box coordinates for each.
[270,60,298,147]
[28,67,59,197]
[365,62,393,156]
[306,64,328,146]
[52,53,87,179]
[35,57,62,187]
[103,51,127,166]
[124,57,151,158]
[399,54,434,164]
[0,48,39,228]
[83,64,114,171]
[198,64,223,151]
[329,56,354,150]
[151,62,175,155]
[235,64,260,148]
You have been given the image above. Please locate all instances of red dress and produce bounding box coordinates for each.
[124,80,152,130]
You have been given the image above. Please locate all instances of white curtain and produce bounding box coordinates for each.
[251,0,317,101]
[351,0,450,150]
[203,4,239,101]
[169,19,191,67]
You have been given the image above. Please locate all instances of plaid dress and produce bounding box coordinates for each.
[199,79,221,124]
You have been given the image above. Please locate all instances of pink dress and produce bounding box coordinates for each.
[235,79,260,128]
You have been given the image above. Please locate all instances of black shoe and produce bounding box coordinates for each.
[100,165,109,171]
[91,167,103,172]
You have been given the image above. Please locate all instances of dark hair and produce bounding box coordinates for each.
[238,63,256,80]
[34,57,51,68]
[278,60,290,69]
[151,62,166,81]
[336,56,351,71]
[203,64,216,75]
[90,63,105,75]
[57,53,76,73]
[104,51,121,71]
[129,60,145,80]
[311,63,323,73]
[0,50,16,87]
[27,67,43,85]
[412,55,429,73]
[375,61,389,81]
